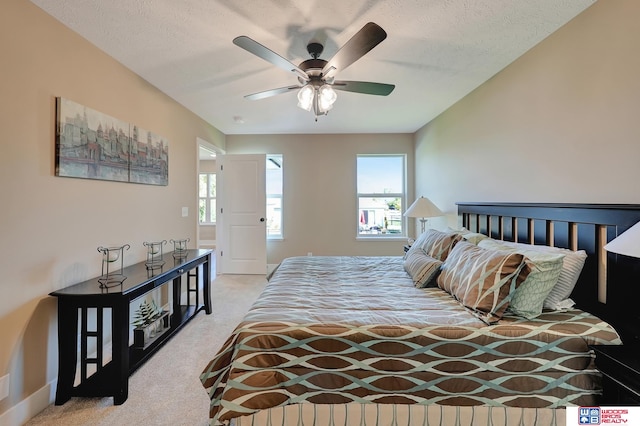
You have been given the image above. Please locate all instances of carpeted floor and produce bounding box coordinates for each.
[26,273,267,426]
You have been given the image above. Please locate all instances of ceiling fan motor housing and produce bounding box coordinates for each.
[306,42,324,59]
[298,58,328,83]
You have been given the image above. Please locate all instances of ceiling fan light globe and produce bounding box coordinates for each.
[318,85,337,111]
[297,85,314,111]
[297,100,313,111]
[317,101,334,114]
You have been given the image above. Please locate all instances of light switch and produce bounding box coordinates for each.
[181,207,188,217]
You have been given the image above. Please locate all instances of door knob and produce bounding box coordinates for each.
[260,217,265,222]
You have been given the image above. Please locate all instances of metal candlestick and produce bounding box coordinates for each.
[97,244,130,288]
[143,240,167,269]
[170,238,190,259]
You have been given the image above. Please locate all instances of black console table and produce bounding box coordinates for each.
[50,249,212,405]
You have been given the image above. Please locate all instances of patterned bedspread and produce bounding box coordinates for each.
[200,256,621,425]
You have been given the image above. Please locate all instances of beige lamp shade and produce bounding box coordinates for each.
[404,196,443,234]
[604,221,640,258]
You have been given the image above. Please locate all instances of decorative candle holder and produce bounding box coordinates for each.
[143,240,167,269]
[97,244,130,288]
[170,238,190,259]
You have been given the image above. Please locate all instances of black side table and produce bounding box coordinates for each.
[590,345,640,405]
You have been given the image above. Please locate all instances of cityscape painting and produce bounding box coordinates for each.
[55,97,168,185]
[129,125,169,185]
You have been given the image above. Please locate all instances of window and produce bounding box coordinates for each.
[357,155,406,237]
[266,154,283,238]
[199,173,216,223]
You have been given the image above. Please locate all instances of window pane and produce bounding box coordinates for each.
[358,197,403,235]
[199,174,208,197]
[208,174,216,197]
[199,198,206,223]
[266,155,283,238]
[266,155,282,195]
[357,156,403,194]
[266,196,281,236]
[209,199,216,222]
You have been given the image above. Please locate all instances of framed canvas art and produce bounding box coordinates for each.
[55,97,168,186]
[129,125,168,185]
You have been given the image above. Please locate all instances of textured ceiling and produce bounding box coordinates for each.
[30,0,596,135]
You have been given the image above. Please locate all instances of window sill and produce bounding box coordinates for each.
[356,236,407,242]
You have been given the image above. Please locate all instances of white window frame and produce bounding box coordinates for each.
[198,172,216,224]
[356,154,407,239]
[266,154,283,239]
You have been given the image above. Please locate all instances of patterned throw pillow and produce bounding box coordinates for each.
[407,229,462,262]
[476,239,587,310]
[407,229,463,261]
[437,241,529,324]
[478,239,565,319]
[405,229,433,257]
[403,249,443,288]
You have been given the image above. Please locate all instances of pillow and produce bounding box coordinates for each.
[407,229,462,261]
[437,241,529,324]
[405,229,432,257]
[445,226,489,245]
[403,249,443,288]
[477,239,587,310]
[477,239,564,319]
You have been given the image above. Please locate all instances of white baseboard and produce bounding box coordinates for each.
[0,379,55,426]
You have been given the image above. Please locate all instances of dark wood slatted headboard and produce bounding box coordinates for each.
[457,202,640,344]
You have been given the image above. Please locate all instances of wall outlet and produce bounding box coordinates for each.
[0,373,9,400]
[307,252,312,256]
[181,207,188,217]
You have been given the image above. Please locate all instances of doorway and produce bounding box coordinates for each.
[196,137,223,255]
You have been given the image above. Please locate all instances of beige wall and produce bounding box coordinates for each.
[0,0,224,420]
[226,134,415,263]
[414,0,640,230]
[4,0,639,422]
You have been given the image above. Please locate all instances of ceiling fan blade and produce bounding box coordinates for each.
[321,22,387,79]
[332,80,395,96]
[245,85,301,101]
[233,36,307,79]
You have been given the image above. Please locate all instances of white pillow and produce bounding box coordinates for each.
[477,239,587,310]
[445,226,488,245]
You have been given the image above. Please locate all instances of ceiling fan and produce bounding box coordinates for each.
[233,22,395,120]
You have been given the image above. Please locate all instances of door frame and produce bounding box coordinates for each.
[196,137,224,273]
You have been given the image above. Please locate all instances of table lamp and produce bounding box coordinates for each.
[604,221,640,258]
[404,196,443,235]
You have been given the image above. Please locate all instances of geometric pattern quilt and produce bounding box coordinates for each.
[200,256,621,425]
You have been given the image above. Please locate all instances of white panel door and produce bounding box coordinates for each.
[218,154,266,274]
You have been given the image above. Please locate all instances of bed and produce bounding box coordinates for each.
[200,203,640,426]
